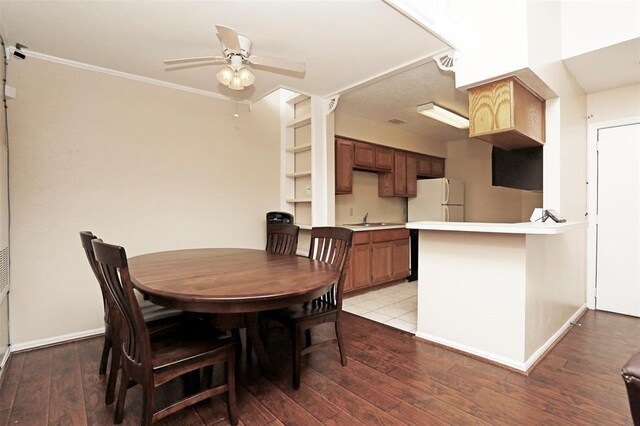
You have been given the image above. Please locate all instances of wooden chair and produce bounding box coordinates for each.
[80,231,184,405]
[266,223,300,256]
[622,351,640,424]
[92,239,237,425]
[262,226,353,389]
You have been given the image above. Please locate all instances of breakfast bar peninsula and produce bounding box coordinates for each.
[406,220,587,373]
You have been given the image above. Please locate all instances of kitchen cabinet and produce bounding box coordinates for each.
[335,136,445,197]
[335,138,354,194]
[417,154,445,178]
[468,77,545,150]
[375,146,393,171]
[380,151,417,197]
[353,142,376,170]
[345,228,410,293]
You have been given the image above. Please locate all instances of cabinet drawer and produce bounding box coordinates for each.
[353,232,371,245]
[371,229,409,242]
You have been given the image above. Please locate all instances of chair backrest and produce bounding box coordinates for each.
[308,227,353,308]
[92,239,151,370]
[80,231,112,325]
[266,224,300,256]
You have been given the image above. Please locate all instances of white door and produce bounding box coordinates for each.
[596,123,640,316]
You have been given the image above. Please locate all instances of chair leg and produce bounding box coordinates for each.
[231,329,243,366]
[335,321,347,367]
[245,328,252,362]
[99,334,111,375]
[305,329,312,348]
[292,326,305,390]
[105,341,121,405]
[114,370,129,424]
[226,347,238,425]
[141,383,155,426]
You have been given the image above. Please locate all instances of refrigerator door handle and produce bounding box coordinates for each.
[444,179,450,204]
[444,205,450,222]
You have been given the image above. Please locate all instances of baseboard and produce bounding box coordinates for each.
[0,346,10,369]
[415,303,589,373]
[414,331,528,372]
[524,303,588,371]
[10,327,104,353]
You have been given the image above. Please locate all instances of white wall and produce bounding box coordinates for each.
[7,57,282,344]
[454,0,529,88]
[561,0,640,59]
[335,112,447,158]
[587,84,640,122]
[445,138,542,223]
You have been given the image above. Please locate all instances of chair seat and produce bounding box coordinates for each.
[264,302,337,324]
[623,351,640,380]
[150,319,233,371]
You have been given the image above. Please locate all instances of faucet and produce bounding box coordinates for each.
[363,212,368,224]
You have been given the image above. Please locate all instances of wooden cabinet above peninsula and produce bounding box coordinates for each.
[335,136,445,197]
[468,77,545,150]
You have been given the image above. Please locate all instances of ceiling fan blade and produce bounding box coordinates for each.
[249,55,305,73]
[164,56,226,65]
[216,25,241,52]
[164,61,223,72]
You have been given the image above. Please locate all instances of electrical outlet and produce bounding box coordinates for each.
[306,185,311,195]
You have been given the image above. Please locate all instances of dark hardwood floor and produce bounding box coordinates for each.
[0,310,637,425]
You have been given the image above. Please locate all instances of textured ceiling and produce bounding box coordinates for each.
[0,0,450,102]
[337,60,469,141]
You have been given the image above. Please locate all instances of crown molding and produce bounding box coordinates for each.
[6,47,251,106]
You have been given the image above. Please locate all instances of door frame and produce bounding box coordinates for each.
[587,116,640,310]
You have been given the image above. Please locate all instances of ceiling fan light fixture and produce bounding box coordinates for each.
[238,67,255,87]
[216,65,234,86]
[417,103,469,129]
[229,74,244,90]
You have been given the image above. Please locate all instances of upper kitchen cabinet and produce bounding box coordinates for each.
[335,138,354,194]
[468,77,545,150]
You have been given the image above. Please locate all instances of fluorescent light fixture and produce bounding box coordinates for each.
[416,103,469,129]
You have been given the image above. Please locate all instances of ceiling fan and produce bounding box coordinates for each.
[164,25,306,91]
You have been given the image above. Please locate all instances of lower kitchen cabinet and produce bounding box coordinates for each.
[345,229,410,293]
[371,241,393,284]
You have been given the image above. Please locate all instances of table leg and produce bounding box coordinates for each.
[244,312,271,370]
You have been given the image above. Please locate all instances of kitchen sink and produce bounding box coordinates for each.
[343,222,404,227]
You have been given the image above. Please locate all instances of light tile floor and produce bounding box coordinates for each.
[343,281,417,333]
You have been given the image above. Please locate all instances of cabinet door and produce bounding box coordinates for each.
[352,244,372,289]
[417,155,431,176]
[375,146,393,171]
[393,151,407,196]
[406,154,417,197]
[431,157,445,177]
[353,142,376,170]
[335,139,354,194]
[371,241,393,284]
[391,238,410,280]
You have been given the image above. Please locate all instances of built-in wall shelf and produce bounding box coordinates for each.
[295,223,312,230]
[286,114,311,129]
[286,198,312,203]
[286,171,311,178]
[287,94,310,105]
[286,143,312,153]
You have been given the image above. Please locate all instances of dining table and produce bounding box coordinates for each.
[128,248,340,369]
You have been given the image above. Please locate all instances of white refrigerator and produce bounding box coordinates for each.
[408,178,464,222]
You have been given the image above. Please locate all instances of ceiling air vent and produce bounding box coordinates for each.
[387,118,406,125]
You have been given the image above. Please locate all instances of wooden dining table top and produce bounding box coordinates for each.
[128,248,339,314]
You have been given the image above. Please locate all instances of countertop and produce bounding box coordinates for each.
[405,221,587,235]
[340,224,407,232]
